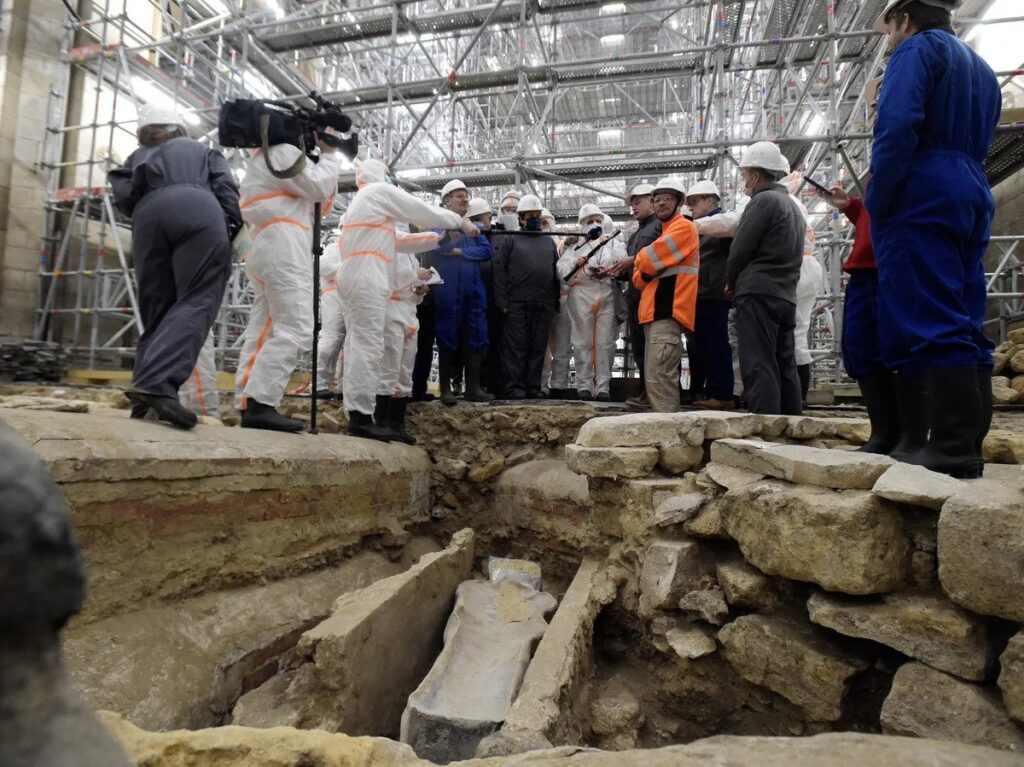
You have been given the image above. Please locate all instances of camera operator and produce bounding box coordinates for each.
[108,105,241,430]
[234,130,342,432]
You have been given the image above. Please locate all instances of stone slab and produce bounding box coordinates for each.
[999,632,1024,724]
[807,591,993,681]
[938,482,1024,621]
[718,614,869,722]
[871,463,966,511]
[103,710,1024,766]
[717,560,775,610]
[705,462,766,491]
[401,577,557,762]
[0,409,431,622]
[652,493,706,527]
[565,444,659,479]
[881,662,1024,752]
[492,460,590,551]
[724,481,911,595]
[711,439,894,490]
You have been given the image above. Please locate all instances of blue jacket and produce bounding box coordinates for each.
[866,29,1001,223]
[430,228,493,352]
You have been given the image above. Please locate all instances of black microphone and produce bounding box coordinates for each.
[320,109,353,134]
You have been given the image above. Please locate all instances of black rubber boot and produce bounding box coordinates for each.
[388,397,417,445]
[856,372,899,454]
[889,372,929,462]
[374,395,404,441]
[974,367,993,477]
[348,410,394,442]
[438,349,458,406]
[315,388,336,401]
[240,400,304,433]
[464,352,494,402]
[903,367,984,479]
[125,389,198,430]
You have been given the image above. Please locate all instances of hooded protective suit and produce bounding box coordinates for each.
[315,242,346,391]
[337,159,462,415]
[234,144,341,409]
[179,332,219,417]
[780,172,824,368]
[557,220,628,397]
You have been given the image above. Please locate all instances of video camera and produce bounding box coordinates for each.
[218,91,359,163]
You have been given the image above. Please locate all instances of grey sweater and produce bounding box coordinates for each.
[725,183,804,304]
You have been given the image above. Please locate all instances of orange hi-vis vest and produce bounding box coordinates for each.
[632,211,700,331]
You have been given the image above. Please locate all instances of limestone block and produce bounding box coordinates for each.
[994,351,1010,376]
[784,416,839,440]
[652,493,706,527]
[502,560,620,747]
[939,482,1024,621]
[834,419,871,446]
[657,442,705,475]
[588,477,692,539]
[565,444,659,479]
[999,633,1024,723]
[1008,329,1024,345]
[639,539,712,616]
[666,626,717,659]
[881,663,1024,752]
[683,498,731,540]
[717,559,776,610]
[590,686,642,737]
[401,576,557,762]
[468,454,505,483]
[871,463,966,511]
[494,460,590,551]
[258,530,476,736]
[711,439,894,490]
[1011,349,1024,374]
[705,462,766,491]
[1012,376,1024,395]
[575,413,692,448]
[758,416,790,439]
[718,614,869,722]
[992,379,1021,405]
[725,481,911,595]
[807,591,993,681]
[983,429,1024,463]
[678,586,729,625]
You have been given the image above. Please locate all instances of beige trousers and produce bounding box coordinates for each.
[644,318,683,413]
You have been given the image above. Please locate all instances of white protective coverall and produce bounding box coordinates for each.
[781,171,824,367]
[179,331,219,418]
[315,240,346,391]
[337,160,462,415]
[544,240,573,393]
[235,144,340,408]
[378,249,424,398]
[557,226,628,397]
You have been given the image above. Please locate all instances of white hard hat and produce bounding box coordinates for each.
[500,189,522,206]
[739,141,790,175]
[138,103,187,132]
[578,203,603,223]
[626,183,655,204]
[652,177,687,199]
[874,0,959,32]
[541,208,556,225]
[516,193,543,213]
[686,180,721,199]
[466,197,492,218]
[440,179,469,199]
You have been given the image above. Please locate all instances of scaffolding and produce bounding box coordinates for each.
[35,0,1024,386]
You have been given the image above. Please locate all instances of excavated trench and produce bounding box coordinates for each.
[4,385,1024,765]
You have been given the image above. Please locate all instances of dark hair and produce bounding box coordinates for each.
[888,1,954,33]
[137,124,185,146]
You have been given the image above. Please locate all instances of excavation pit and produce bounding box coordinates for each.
[3,395,1024,766]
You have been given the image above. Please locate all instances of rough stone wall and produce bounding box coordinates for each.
[558,410,1024,753]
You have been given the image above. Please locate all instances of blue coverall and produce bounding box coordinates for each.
[866,28,1001,371]
[432,229,492,354]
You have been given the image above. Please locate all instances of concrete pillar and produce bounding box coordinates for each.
[0,0,64,338]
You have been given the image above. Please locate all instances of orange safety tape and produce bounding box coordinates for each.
[239,316,273,406]
[342,249,392,263]
[240,190,303,209]
[255,217,310,235]
[191,367,207,416]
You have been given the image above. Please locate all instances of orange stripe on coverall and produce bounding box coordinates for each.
[238,316,273,409]
[240,190,302,209]
[191,367,207,416]
[341,249,393,263]
[255,217,310,235]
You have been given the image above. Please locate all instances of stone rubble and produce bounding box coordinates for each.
[870,462,966,510]
[638,539,712,616]
[999,632,1024,724]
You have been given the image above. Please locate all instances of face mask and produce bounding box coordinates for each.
[498,213,519,231]
[525,216,543,231]
[585,224,603,240]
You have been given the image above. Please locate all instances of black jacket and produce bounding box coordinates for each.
[493,234,559,311]
[697,208,732,301]
[109,137,242,236]
[626,214,662,260]
[726,183,803,304]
